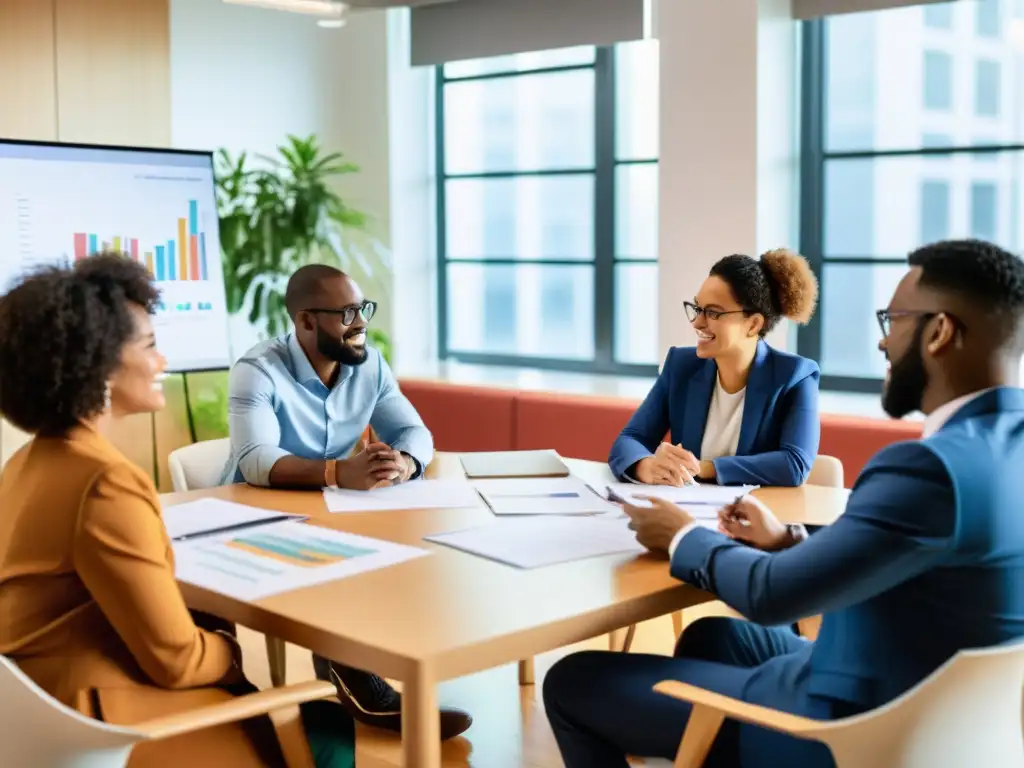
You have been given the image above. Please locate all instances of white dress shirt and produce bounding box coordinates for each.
[666,387,996,559]
[699,378,746,463]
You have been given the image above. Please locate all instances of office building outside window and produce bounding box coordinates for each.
[436,41,659,375]
[800,0,1024,392]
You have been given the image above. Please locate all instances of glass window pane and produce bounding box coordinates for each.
[445,176,594,261]
[444,70,595,174]
[614,263,658,365]
[446,264,594,360]
[975,59,1001,116]
[615,164,658,259]
[443,46,595,79]
[977,0,1001,36]
[824,152,1024,258]
[615,39,659,160]
[924,3,953,28]
[820,263,909,379]
[920,180,950,242]
[824,2,1024,152]
[923,50,953,110]
[971,181,998,239]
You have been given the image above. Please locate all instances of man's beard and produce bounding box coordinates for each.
[316,324,369,366]
[882,321,928,419]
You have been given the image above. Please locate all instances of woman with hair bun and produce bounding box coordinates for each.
[609,248,820,488]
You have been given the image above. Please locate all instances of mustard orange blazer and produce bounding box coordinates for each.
[0,424,268,767]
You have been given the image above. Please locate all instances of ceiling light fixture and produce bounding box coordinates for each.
[223,0,347,18]
[317,17,346,28]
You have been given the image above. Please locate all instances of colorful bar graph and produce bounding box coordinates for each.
[178,218,188,280]
[74,233,87,261]
[70,199,210,282]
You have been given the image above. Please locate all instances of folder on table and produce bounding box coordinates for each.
[459,449,570,479]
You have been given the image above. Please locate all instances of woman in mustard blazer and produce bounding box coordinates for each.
[0,254,353,767]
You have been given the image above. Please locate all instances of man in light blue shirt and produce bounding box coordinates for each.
[220,264,471,740]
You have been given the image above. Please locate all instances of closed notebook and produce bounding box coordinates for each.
[459,450,570,479]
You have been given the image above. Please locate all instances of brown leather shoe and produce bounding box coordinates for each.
[313,654,472,740]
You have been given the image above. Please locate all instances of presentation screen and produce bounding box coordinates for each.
[0,140,231,372]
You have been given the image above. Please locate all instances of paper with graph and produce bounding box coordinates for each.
[172,519,428,600]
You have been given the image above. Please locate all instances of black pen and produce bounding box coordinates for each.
[171,514,308,543]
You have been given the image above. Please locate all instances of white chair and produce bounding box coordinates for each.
[167,437,231,494]
[807,454,844,489]
[0,654,334,767]
[656,641,1024,768]
[167,438,288,688]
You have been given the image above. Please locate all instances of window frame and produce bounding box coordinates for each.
[434,46,660,377]
[798,18,1024,392]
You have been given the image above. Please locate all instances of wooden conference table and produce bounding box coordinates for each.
[162,455,850,768]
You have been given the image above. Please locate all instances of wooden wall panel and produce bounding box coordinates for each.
[0,0,58,140]
[153,375,195,492]
[54,0,170,147]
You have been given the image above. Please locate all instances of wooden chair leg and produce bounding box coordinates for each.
[266,635,287,688]
[673,704,726,768]
[672,611,684,639]
[518,658,535,686]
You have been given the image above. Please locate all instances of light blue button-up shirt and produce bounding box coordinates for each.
[219,333,434,486]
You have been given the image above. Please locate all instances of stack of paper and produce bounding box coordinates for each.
[473,476,617,516]
[162,498,306,541]
[425,516,645,569]
[173,519,429,600]
[323,478,484,514]
[604,483,758,518]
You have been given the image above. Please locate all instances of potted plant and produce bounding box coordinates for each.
[216,134,392,351]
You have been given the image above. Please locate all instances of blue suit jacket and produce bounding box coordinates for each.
[671,387,1024,712]
[608,341,820,486]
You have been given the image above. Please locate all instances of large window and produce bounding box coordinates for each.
[436,42,659,375]
[800,1,1024,391]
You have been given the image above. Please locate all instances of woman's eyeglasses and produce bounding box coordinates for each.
[684,301,747,323]
[302,300,377,326]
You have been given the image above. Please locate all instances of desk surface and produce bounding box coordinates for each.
[163,455,849,684]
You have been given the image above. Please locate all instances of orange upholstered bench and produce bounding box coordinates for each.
[397,378,924,488]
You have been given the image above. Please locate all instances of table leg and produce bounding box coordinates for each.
[402,665,441,768]
[518,657,535,685]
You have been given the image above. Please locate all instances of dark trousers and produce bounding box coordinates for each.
[543,617,841,768]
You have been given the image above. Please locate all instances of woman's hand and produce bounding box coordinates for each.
[634,443,701,486]
[718,496,791,551]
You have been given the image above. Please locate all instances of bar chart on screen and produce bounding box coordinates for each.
[71,199,211,282]
[0,141,232,371]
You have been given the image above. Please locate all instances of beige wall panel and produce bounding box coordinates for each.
[153,374,194,492]
[0,0,58,140]
[54,0,170,147]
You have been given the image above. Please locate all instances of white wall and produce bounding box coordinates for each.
[169,0,393,357]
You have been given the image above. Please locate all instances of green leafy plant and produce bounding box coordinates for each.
[216,135,392,351]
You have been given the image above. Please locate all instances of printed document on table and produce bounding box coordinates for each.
[323,478,483,513]
[173,519,428,600]
[604,482,758,518]
[473,476,618,516]
[425,516,646,568]
[162,498,305,541]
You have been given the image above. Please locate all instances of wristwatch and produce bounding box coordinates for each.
[324,458,339,489]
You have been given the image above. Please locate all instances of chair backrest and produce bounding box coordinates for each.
[807,455,844,489]
[809,641,1024,768]
[0,655,143,767]
[167,438,232,492]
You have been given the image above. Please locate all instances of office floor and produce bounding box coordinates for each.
[238,605,723,766]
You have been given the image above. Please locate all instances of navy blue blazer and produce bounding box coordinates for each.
[608,341,820,486]
[671,387,1024,712]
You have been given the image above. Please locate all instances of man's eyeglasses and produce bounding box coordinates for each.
[875,309,963,338]
[684,301,748,323]
[303,300,377,326]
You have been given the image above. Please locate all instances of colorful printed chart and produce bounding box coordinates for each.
[173,519,428,600]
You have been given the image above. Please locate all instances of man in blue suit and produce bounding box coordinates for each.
[543,239,1024,768]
